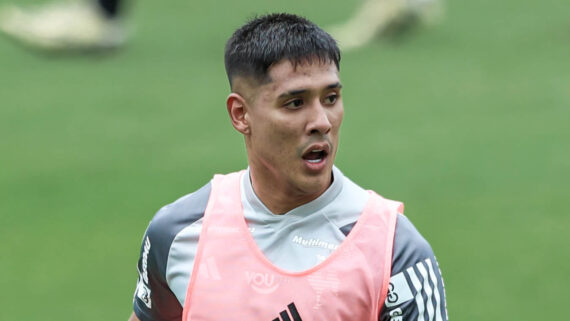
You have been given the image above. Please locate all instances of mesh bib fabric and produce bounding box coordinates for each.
[182,171,401,321]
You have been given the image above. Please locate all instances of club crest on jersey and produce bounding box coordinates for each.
[307,270,340,310]
[245,271,280,294]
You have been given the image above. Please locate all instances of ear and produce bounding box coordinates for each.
[226,93,250,135]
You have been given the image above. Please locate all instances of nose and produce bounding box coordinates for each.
[307,103,332,136]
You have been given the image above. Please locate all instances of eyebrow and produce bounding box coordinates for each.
[327,82,343,90]
[277,82,343,99]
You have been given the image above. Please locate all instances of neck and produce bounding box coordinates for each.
[248,168,332,215]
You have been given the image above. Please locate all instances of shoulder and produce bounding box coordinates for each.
[392,214,434,269]
[144,181,212,272]
[133,181,212,321]
[147,181,212,241]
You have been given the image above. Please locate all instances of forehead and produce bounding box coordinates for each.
[263,59,340,94]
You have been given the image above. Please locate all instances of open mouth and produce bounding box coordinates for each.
[302,145,329,165]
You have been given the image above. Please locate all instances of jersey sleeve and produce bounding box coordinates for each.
[380,214,448,321]
[132,182,211,321]
[133,208,184,321]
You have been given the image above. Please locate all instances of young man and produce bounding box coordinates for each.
[128,13,448,321]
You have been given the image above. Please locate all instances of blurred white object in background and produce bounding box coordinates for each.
[0,1,126,52]
[328,0,444,51]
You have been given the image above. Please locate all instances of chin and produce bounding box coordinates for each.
[298,172,332,194]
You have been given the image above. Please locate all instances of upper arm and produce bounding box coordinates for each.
[131,182,211,321]
[132,222,183,321]
[380,214,448,321]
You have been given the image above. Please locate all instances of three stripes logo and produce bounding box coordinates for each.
[271,302,303,321]
[405,258,445,321]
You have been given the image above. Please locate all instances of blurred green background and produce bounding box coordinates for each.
[0,0,568,320]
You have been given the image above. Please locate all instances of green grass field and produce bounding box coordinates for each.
[0,0,568,320]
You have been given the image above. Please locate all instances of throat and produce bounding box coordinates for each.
[247,171,331,215]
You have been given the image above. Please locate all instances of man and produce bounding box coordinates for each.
[128,13,448,321]
[0,0,126,51]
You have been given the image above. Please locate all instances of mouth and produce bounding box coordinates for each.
[301,143,331,169]
[303,150,328,163]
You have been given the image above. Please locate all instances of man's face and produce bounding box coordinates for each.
[243,59,344,200]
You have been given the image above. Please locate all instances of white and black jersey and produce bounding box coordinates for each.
[133,166,448,321]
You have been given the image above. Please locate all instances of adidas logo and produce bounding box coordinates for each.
[272,302,302,321]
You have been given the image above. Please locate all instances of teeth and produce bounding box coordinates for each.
[304,148,326,164]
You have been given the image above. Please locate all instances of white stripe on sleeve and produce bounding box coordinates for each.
[406,266,425,321]
[426,258,443,321]
[416,261,435,321]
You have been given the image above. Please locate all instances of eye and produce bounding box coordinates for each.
[284,99,304,109]
[323,93,338,105]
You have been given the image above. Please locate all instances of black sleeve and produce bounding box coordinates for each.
[132,183,211,321]
[132,212,183,321]
[380,214,448,321]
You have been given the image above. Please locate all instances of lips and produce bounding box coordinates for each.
[301,143,331,169]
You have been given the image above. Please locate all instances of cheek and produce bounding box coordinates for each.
[268,115,301,140]
[272,126,299,151]
[255,122,295,153]
[330,107,344,132]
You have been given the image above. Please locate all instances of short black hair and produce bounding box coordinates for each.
[224,13,341,88]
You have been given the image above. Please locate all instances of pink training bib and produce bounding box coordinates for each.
[182,171,401,321]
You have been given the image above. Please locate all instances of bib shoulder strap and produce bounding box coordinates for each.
[365,191,403,310]
[205,170,245,219]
